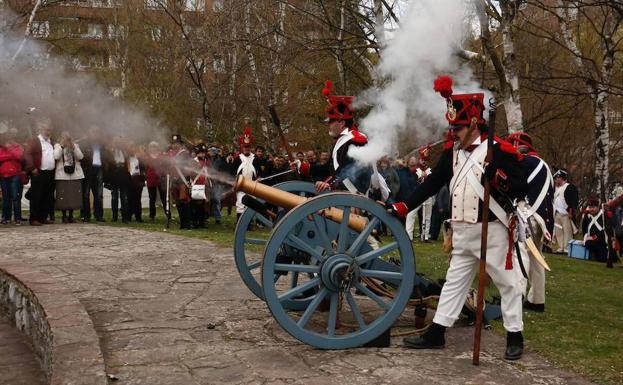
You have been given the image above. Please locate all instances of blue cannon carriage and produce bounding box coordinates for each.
[233,176,424,349]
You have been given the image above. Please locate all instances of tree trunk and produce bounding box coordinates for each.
[335,0,346,93]
[244,2,263,108]
[373,0,386,47]
[11,0,44,61]
[555,0,614,200]
[501,9,523,133]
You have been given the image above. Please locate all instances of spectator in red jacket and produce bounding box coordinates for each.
[0,128,25,224]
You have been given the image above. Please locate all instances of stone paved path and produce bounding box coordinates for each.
[1,224,596,385]
[0,314,46,385]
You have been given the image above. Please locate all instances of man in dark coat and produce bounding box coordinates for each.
[314,80,369,194]
[508,132,554,313]
[80,126,105,222]
[24,117,56,226]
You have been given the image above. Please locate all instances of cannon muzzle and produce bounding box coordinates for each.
[234,176,370,233]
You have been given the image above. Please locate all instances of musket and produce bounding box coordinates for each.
[402,138,447,160]
[165,173,172,230]
[268,105,296,163]
[473,98,496,366]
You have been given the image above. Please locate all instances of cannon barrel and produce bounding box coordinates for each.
[234,176,369,233]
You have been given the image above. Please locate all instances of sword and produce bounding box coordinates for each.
[525,213,552,272]
[258,169,294,182]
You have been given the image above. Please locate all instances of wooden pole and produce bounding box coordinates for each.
[473,102,496,366]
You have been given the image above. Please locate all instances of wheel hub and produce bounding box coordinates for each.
[320,254,359,292]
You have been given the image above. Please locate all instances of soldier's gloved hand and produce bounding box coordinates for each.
[382,201,409,219]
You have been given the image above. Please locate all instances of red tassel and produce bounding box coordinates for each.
[506,218,516,270]
[433,75,453,99]
[322,80,333,96]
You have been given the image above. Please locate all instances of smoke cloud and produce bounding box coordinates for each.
[350,0,486,164]
[0,10,168,145]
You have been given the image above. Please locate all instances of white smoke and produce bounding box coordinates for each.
[0,10,168,145]
[350,0,485,164]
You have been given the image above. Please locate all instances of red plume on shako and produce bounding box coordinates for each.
[239,126,254,148]
[434,75,485,127]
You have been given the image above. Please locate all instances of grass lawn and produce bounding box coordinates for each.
[96,208,623,385]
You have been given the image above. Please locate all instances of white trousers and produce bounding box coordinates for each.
[554,212,573,253]
[236,191,246,214]
[433,221,524,332]
[405,197,433,241]
[518,219,546,304]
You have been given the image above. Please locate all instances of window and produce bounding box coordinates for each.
[150,26,162,41]
[610,111,623,126]
[213,55,225,73]
[147,56,167,71]
[87,23,104,39]
[30,21,50,38]
[108,24,125,39]
[183,0,204,12]
[144,0,160,10]
[189,87,202,101]
[212,0,223,12]
[110,87,123,97]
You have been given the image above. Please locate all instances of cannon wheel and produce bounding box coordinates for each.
[233,180,319,307]
[261,193,415,349]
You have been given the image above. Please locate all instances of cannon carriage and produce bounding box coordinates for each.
[232,176,419,349]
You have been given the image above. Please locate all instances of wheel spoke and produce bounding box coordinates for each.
[355,242,399,265]
[327,292,339,337]
[274,263,320,273]
[337,206,351,253]
[313,214,334,254]
[360,269,403,281]
[347,217,379,256]
[255,214,273,228]
[354,282,390,311]
[290,272,299,288]
[345,291,366,330]
[278,277,321,302]
[285,234,323,261]
[297,288,328,328]
[245,238,267,245]
[247,261,261,270]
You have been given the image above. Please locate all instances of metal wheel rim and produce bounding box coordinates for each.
[261,193,415,349]
[233,181,319,308]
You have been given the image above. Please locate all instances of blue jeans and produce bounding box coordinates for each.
[210,185,222,222]
[1,175,23,221]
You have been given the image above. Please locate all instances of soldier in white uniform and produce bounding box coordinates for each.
[387,76,528,360]
[552,169,579,253]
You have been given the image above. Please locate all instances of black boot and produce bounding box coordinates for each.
[523,301,545,313]
[505,331,523,360]
[403,323,446,349]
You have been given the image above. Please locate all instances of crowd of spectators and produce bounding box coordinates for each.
[3,120,621,262]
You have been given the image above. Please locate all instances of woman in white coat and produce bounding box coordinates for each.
[53,131,84,223]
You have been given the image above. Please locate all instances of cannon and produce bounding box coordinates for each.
[233,176,416,349]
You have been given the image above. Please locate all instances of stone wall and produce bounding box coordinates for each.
[0,257,107,385]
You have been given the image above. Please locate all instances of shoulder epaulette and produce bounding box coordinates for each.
[351,130,368,145]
